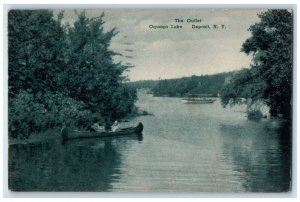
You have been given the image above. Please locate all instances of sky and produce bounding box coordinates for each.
[56,9,265,81]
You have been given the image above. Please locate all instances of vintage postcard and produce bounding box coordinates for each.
[7,7,293,193]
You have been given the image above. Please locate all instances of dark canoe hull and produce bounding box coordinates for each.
[61,122,143,141]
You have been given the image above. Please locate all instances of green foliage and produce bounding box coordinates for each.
[220,10,292,119]
[128,80,158,90]
[220,69,267,107]
[62,12,135,120]
[9,91,93,138]
[41,92,93,128]
[151,73,232,97]
[109,85,137,119]
[8,10,66,97]
[9,91,47,138]
[8,10,137,138]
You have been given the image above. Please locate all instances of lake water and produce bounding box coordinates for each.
[8,93,291,192]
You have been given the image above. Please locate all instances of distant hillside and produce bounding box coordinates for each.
[128,80,158,90]
[129,71,236,97]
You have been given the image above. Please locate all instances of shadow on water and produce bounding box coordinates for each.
[8,133,143,191]
[219,120,291,192]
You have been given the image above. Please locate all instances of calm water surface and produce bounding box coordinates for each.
[9,93,291,192]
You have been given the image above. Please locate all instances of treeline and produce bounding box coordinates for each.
[153,73,233,97]
[220,10,292,119]
[8,10,137,138]
[128,80,157,90]
[130,72,233,97]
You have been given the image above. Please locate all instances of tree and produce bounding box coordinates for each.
[8,10,137,138]
[8,10,72,137]
[220,10,293,119]
[8,10,66,97]
[63,12,137,121]
[151,73,231,97]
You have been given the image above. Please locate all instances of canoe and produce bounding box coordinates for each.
[181,99,216,104]
[61,122,143,141]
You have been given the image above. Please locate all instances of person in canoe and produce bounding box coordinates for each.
[90,117,120,132]
[111,121,120,132]
[91,122,105,132]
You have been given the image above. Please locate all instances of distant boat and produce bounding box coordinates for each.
[125,49,134,52]
[181,94,216,104]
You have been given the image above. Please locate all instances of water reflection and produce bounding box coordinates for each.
[9,134,143,191]
[8,94,291,192]
[219,120,291,192]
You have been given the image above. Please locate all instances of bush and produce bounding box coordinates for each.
[9,91,46,138]
[109,85,137,120]
[41,92,93,128]
[9,91,93,139]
